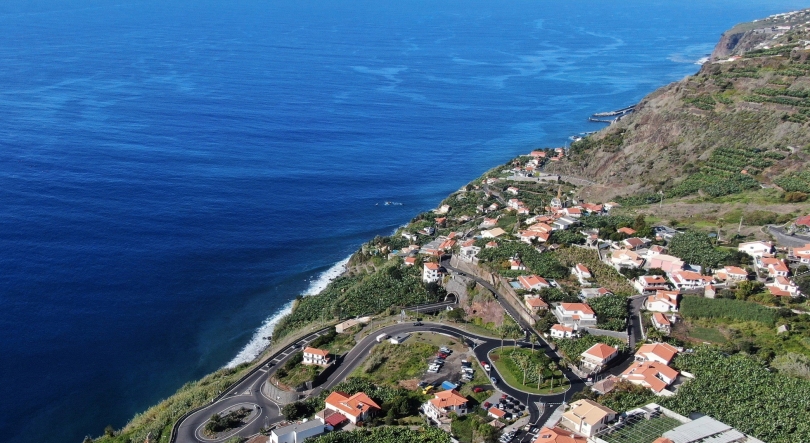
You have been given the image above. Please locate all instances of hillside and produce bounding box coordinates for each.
[548,8,810,204]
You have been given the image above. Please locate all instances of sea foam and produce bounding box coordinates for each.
[224,255,350,368]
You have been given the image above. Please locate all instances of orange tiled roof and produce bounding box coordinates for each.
[325,391,381,418]
[304,347,329,357]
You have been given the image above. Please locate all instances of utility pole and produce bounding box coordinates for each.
[738,215,743,234]
[659,190,664,209]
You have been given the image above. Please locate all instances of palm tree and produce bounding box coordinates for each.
[529,334,538,355]
[537,367,543,390]
[548,362,557,391]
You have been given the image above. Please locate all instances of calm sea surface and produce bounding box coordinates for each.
[0,0,804,441]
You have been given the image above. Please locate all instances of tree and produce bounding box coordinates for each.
[447,307,465,322]
[735,280,764,300]
[668,230,730,270]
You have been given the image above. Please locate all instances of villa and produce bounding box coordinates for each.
[324,391,380,425]
[645,290,679,313]
[302,347,331,366]
[580,343,618,373]
[554,303,597,330]
[559,399,616,437]
[423,389,468,423]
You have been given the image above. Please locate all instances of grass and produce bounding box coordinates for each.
[599,416,681,443]
[276,361,320,388]
[687,326,728,343]
[350,341,438,386]
[489,346,569,395]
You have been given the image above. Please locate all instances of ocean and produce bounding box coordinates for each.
[0,0,804,441]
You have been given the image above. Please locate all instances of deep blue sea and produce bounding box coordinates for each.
[0,1,805,441]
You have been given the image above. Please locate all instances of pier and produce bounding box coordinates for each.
[592,105,636,117]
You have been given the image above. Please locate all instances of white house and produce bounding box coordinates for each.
[510,259,526,271]
[620,361,679,395]
[572,263,592,281]
[560,399,616,437]
[635,342,679,365]
[645,290,679,313]
[651,312,672,334]
[423,390,468,423]
[554,303,597,329]
[422,262,442,283]
[713,266,749,282]
[634,275,669,294]
[646,254,685,274]
[580,343,618,373]
[550,324,575,339]
[459,240,481,263]
[738,241,774,261]
[481,227,507,239]
[669,270,713,290]
[506,186,520,195]
[611,249,644,269]
[761,258,790,277]
[791,243,810,263]
[270,419,326,443]
[622,237,651,250]
[553,217,578,231]
[302,347,331,366]
[767,276,801,297]
[518,274,550,291]
[561,207,582,218]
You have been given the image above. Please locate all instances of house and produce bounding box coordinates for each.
[791,243,810,263]
[767,276,801,297]
[403,256,417,266]
[510,258,526,271]
[562,207,582,218]
[480,218,499,228]
[634,275,669,294]
[620,361,679,395]
[737,241,774,260]
[423,389,468,423]
[651,312,673,334]
[530,150,547,158]
[460,242,481,263]
[553,217,578,231]
[520,230,550,244]
[559,399,616,437]
[389,333,411,344]
[611,249,644,269]
[581,203,604,214]
[669,270,713,290]
[572,264,592,280]
[488,407,507,420]
[617,227,636,236]
[591,375,619,395]
[580,343,619,373]
[580,287,612,299]
[506,186,520,195]
[482,227,507,239]
[439,239,456,251]
[302,347,331,366]
[550,324,575,339]
[647,245,667,255]
[485,241,498,248]
[335,317,370,333]
[646,254,685,274]
[528,222,554,233]
[508,198,524,210]
[604,202,621,211]
[761,258,789,277]
[554,303,598,330]
[518,274,551,291]
[635,342,679,365]
[662,415,767,443]
[423,262,442,283]
[526,296,549,313]
[324,391,381,424]
[269,419,326,443]
[713,266,749,282]
[645,290,679,313]
[533,426,587,443]
[623,237,651,250]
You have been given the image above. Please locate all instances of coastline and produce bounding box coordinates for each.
[225,255,351,368]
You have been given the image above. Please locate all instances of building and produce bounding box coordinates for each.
[572,263,592,280]
[620,361,679,395]
[554,303,597,330]
[270,419,326,443]
[767,276,801,297]
[651,312,673,333]
[423,262,442,283]
[617,227,636,236]
[518,274,551,291]
[737,241,774,260]
[335,317,371,333]
[526,296,549,313]
[645,290,679,313]
[662,415,766,443]
[669,270,713,290]
[580,343,618,373]
[324,391,380,424]
[635,342,679,365]
[532,426,587,443]
[460,241,481,263]
[559,399,616,437]
[302,347,331,366]
[550,324,575,339]
[611,249,644,268]
[488,407,507,420]
[510,259,526,271]
[623,237,651,250]
[403,256,417,266]
[389,333,411,344]
[634,275,669,294]
[713,266,749,282]
[761,258,789,277]
[423,389,468,423]
[646,254,685,274]
[482,227,507,238]
[791,243,810,263]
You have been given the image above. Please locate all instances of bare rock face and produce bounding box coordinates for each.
[710,30,768,61]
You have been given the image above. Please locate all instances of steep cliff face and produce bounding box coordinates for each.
[710,30,768,61]
[548,10,810,203]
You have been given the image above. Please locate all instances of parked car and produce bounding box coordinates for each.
[413,321,423,326]
[437,352,448,359]
[422,386,434,394]
[473,387,484,393]
[483,401,491,409]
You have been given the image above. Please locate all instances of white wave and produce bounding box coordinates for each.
[224,255,351,368]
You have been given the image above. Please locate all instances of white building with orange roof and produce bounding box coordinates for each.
[669,270,713,290]
[611,249,644,269]
[302,347,331,366]
[423,389,468,423]
[510,258,526,271]
[634,275,669,294]
[403,256,417,266]
[738,240,774,261]
[518,274,551,291]
[767,276,801,297]
[324,391,381,424]
[645,290,679,313]
[620,361,679,395]
[549,324,575,339]
[635,342,679,365]
[651,312,672,334]
[713,266,749,282]
[791,243,810,263]
[506,186,520,195]
[559,399,616,437]
[533,426,587,443]
[617,227,636,236]
[554,303,597,329]
[572,263,592,281]
[422,262,442,283]
[580,343,618,373]
[761,257,789,278]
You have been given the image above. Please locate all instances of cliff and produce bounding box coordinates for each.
[549,8,810,203]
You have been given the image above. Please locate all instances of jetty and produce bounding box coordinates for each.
[592,105,636,117]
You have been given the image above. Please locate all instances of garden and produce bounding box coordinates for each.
[488,346,568,394]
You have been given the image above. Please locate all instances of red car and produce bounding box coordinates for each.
[483,401,492,409]
[473,387,484,393]
[438,353,448,358]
